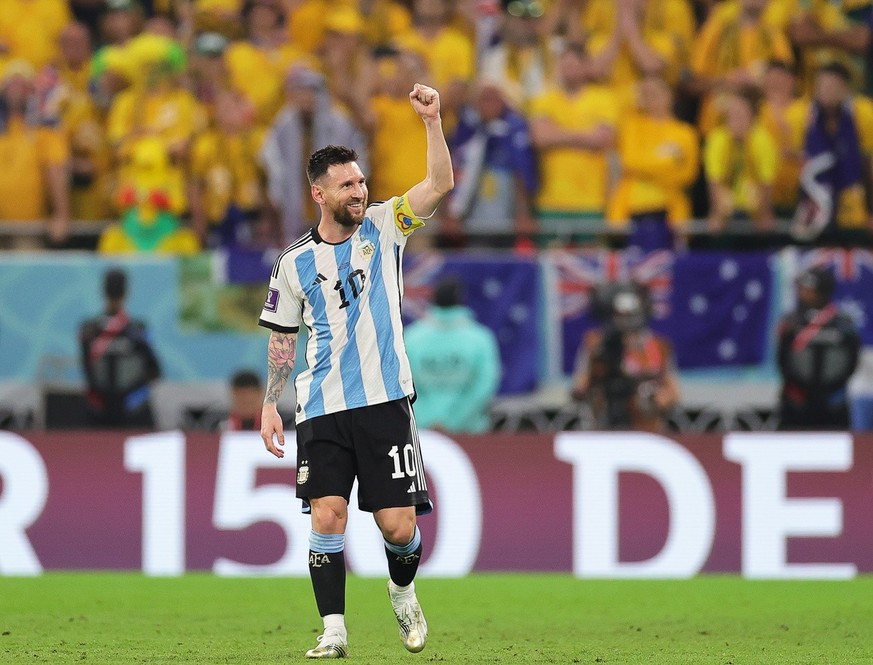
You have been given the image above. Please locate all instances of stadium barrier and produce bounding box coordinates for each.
[1,429,870,579]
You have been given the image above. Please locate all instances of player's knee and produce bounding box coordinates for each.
[380,518,416,546]
[311,498,348,533]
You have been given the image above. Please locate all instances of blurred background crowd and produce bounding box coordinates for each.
[0,0,871,253]
[1,0,873,436]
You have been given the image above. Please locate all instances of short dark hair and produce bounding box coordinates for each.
[817,61,852,84]
[103,268,127,300]
[231,369,262,389]
[307,145,359,185]
[433,275,465,308]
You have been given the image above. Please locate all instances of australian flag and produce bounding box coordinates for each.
[549,249,774,372]
[796,247,873,345]
[402,251,540,394]
[549,249,675,373]
[668,251,774,368]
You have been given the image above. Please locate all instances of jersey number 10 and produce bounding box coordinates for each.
[333,269,366,309]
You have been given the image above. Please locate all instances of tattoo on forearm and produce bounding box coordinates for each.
[265,332,296,404]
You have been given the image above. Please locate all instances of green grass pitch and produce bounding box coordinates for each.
[2,574,872,664]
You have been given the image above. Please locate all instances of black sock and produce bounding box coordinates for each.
[385,542,423,587]
[309,549,346,616]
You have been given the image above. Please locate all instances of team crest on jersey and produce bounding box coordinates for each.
[356,238,375,260]
[263,287,279,313]
[297,464,310,484]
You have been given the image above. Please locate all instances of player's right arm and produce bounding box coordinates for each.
[261,330,297,458]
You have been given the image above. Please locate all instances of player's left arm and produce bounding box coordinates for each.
[405,83,454,219]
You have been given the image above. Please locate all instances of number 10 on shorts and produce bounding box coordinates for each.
[389,444,417,479]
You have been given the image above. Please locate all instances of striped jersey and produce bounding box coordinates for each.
[259,194,425,424]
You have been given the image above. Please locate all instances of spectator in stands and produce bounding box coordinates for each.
[788,0,872,95]
[190,88,266,247]
[703,85,778,233]
[689,0,794,132]
[759,60,802,218]
[479,0,554,109]
[530,41,619,245]
[98,135,200,254]
[365,46,428,204]
[788,61,873,243]
[261,64,368,244]
[444,78,538,249]
[319,6,374,122]
[79,267,162,429]
[89,42,135,113]
[0,0,73,71]
[0,59,71,248]
[398,0,476,123]
[582,0,686,110]
[223,0,286,129]
[187,30,264,246]
[221,369,263,431]
[51,22,114,222]
[106,34,205,216]
[607,76,699,253]
[777,265,860,431]
[187,31,234,115]
[574,0,697,78]
[571,280,679,433]
[405,275,501,434]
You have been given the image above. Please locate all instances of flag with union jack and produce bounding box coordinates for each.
[796,247,873,344]
[548,249,675,373]
[547,248,776,372]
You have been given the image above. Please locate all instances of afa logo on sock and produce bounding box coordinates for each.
[309,552,331,567]
[394,553,420,565]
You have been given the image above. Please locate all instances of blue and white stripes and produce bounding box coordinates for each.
[310,531,345,554]
[263,198,415,424]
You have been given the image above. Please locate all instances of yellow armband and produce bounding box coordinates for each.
[393,194,425,236]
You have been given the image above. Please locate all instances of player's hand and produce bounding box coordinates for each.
[409,83,441,121]
[260,403,286,458]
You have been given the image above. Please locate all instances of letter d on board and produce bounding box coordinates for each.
[555,432,715,578]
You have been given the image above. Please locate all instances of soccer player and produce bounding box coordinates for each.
[257,83,453,659]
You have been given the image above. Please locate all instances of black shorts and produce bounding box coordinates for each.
[295,397,432,515]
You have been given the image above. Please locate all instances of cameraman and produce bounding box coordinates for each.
[777,266,860,430]
[570,281,679,432]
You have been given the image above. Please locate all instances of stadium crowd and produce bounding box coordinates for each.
[0,0,871,254]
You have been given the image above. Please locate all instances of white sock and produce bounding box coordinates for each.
[323,614,346,633]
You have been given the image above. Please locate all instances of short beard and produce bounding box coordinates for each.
[333,202,365,228]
